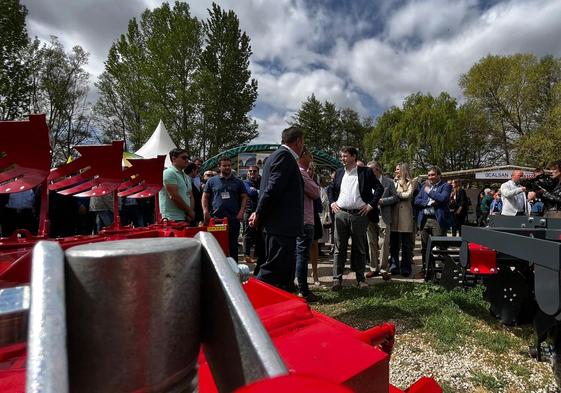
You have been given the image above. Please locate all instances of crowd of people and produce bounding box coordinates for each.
[3,126,561,304]
[475,164,561,226]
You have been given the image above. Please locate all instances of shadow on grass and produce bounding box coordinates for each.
[316,281,420,305]
[314,281,537,352]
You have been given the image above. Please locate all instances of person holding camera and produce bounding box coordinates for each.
[538,160,561,218]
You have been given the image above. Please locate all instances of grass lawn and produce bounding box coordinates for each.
[311,282,556,392]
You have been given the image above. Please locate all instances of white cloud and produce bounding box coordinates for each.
[385,0,479,43]
[332,0,561,107]
[22,0,561,144]
[256,67,367,114]
[252,112,292,144]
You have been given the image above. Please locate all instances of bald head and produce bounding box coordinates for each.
[511,170,524,183]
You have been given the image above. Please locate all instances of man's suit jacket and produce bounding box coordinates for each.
[255,146,304,236]
[332,166,384,220]
[414,180,452,229]
[378,175,399,226]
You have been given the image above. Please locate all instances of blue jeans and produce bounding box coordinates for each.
[295,224,314,296]
[96,210,114,233]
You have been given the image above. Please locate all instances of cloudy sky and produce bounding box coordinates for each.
[22,0,561,143]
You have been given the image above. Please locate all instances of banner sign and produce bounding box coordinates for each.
[238,152,270,178]
[475,170,534,180]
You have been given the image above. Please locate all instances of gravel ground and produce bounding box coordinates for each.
[390,330,557,392]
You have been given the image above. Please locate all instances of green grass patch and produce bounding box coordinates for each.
[314,282,494,352]
[438,380,461,393]
[509,363,531,380]
[472,328,519,354]
[469,371,506,392]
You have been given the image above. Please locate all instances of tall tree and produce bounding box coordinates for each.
[364,92,494,174]
[0,0,34,120]
[364,106,405,172]
[196,2,258,158]
[32,37,93,166]
[292,97,370,157]
[95,1,202,152]
[321,101,340,155]
[460,54,561,164]
[339,107,370,156]
[516,83,561,166]
[292,94,325,151]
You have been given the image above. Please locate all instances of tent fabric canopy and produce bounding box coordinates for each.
[135,120,176,168]
[200,144,342,172]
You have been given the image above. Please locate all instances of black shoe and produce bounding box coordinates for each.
[389,265,400,276]
[331,280,342,291]
[401,270,411,278]
[301,292,320,303]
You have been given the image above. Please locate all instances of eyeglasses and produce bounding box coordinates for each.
[248,170,257,172]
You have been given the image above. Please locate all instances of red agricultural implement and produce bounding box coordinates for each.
[0,115,441,392]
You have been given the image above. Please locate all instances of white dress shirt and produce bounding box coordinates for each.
[500,180,528,216]
[336,166,364,209]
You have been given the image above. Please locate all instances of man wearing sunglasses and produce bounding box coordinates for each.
[159,148,195,222]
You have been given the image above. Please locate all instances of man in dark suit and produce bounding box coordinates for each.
[414,166,452,277]
[249,126,304,290]
[330,147,384,290]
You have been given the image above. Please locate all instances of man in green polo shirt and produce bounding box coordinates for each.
[159,148,195,222]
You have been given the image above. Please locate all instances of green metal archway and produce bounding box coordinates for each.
[200,144,342,172]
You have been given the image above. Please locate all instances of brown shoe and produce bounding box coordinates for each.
[244,256,255,264]
[381,272,392,281]
[414,271,425,279]
[366,271,380,278]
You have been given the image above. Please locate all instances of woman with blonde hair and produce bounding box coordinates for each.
[389,163,418,277]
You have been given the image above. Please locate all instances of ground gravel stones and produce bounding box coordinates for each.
[390,332,557,392]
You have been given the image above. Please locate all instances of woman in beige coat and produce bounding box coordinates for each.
[389,163,417,277]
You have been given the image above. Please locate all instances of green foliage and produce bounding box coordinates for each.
[196,2,258,158]
[292,95,371,157]
[95,1,257,158]
[0,0,33,120]
[364,92,494,175]
[469,371,506,392]
[96,1,202,152]
[33,38,93,165]
[460,53,561,164]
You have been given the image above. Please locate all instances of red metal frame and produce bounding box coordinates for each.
[0,115,441,393]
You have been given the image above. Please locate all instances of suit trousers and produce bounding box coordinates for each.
[420,217,446,271]
[333,210,369,282]
[367,222,390,272]
[389,231,414,274]
[257,232,297,290]
[295,224,314,296]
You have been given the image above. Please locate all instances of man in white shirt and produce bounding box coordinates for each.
[500,170,528,216]
[330,147,383,290]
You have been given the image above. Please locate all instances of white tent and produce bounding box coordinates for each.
[135,120,177,168]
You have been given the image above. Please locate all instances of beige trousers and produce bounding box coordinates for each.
[367,221,391,272]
